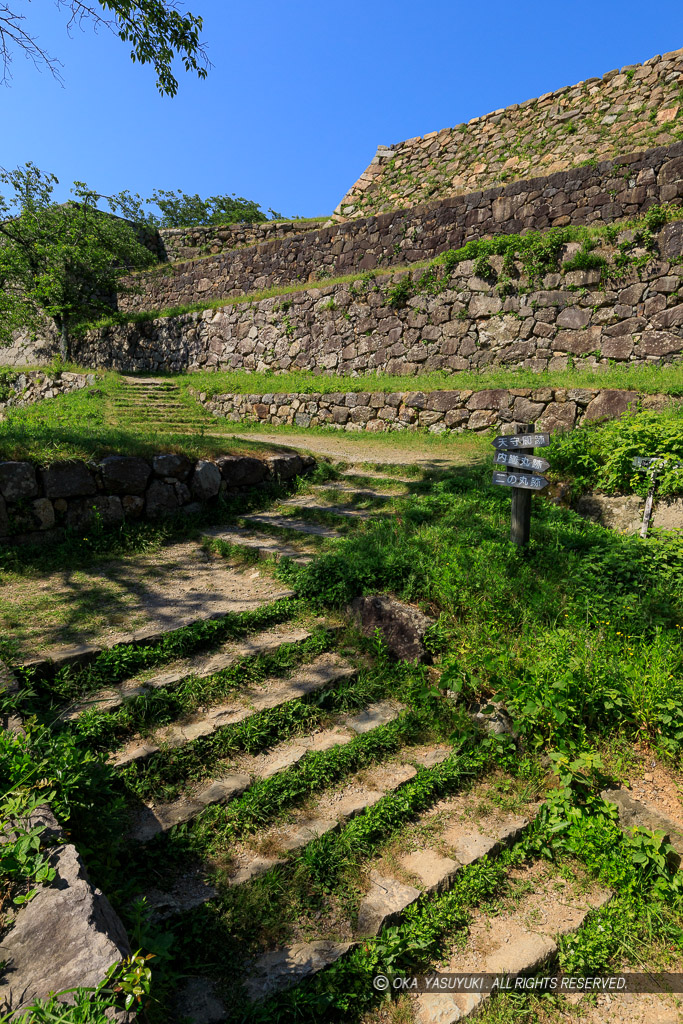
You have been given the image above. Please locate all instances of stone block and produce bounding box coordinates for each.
[600,336,634,360]
[584,390,638,422]
[425,391,461,412]
[538,401,577,433]
[215,455,267,486]
[468,410,498,430]
[266,454,303,480]
[40,461,96,499]
[466,389,511,411]
[350,593,434,663]
[31,498,55,531]
[66,495,123,531]
[191,460,221,501]
[146,479,178,517]
[99,455,151,495]
[0,461,39,500]
[556,306,591,329]
[152,453,194,480]
[636,331,683,356]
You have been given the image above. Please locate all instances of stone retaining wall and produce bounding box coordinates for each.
[0,371,97,412]
[336,48,683,219]
[75,226,683,375]
[119,142,683,314]
[0,451,314,544]
[198,387,679,435]
[157,219,327,262]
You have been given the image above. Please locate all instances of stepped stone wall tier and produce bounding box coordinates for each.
[0,451,314,545]
[119,142,683,314]
[73,226,683,375]
[0,370,97,413]
[197,387,680,435]
[157,219,327,262]
[335,48,683,220]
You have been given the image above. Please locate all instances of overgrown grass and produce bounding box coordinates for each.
[177,361,683,399]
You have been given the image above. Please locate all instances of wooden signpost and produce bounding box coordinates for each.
[492,423,551,547]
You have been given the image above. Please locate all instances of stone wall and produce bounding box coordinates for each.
[0,371,97,412]
[335,48,683,220]
[157,219,327,263]
[198,387,678,435]
[119,142,683,315]
[0,451,314,544]
[74,224,683,375]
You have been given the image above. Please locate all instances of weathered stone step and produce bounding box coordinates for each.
[202,525,315,564]
[62,623,314,721]
[111,653,355,769]
[143,744,448,914]
[413,868,612,1023]
[129,698,404,843]
[240,512,341,539]
[278,495,378,519]
[244,808,533,1003]
[20,578,295,680]
[602,787,683,860]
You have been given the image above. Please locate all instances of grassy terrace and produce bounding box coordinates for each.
[84,203,683,333]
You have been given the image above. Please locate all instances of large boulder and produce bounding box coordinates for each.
[0,806,130,1014]
[40,461,96,499]
[350,594,435,663]
[145,479,178,518]
[66,496,123,531]
[0,461,38,501]
[215,455,267,487]
[99,456,151,495]
[265,454,303,480]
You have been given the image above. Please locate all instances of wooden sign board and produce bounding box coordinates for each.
[492,433,550,451]
[632,456,661,470]
[494,452,550,472]
[492,471,549,491]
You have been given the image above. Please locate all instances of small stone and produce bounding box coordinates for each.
[349,594,435,663]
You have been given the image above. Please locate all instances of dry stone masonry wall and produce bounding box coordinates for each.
[76,225,683,375]
[120,142,683,314]
[199,387,679,435]
[0,371,97,412]
[157,219,327,262]
[335,48,683,219]
[0,451,313,544]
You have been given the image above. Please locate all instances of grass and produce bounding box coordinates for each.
[0,372,289,463]
[178,362,683,399]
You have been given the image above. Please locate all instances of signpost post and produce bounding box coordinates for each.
[631,455,683,539]
[491,423,551,547]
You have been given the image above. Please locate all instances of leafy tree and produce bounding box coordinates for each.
[0,163,157,359]
[111,188,282,228]
[0,1,209,96]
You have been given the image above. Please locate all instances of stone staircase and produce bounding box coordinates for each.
[12,456,680,1023]
[107,377,218,434]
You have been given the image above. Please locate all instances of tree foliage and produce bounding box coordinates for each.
[110,188,281,228]
[0,163,157,358]
[0,0,209,96]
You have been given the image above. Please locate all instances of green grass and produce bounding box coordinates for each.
[177,361,683,399]
[0,372,288,463]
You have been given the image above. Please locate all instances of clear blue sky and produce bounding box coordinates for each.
[2,1,682,218]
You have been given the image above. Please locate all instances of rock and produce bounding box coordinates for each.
[576,493,643,534]
[466,389,511,411]
[349,594,435,663]
[657,155,683,185]
[400,850,459,893]
[471,700,516,737]
[174,978,226,1024]
[99,455,151,495]
[190,460,221,501]
[145,479,179,517]
[636,331,683,357]
[66,496,123,531]
[0,461,38,500]
[0,495,9,536]
[512,397,545,422]
[31,498,55,531]
[584,389,638,422]
[40,461,96,499]
[215,455,267,486]
[556,306,590,329]
[245,941,352,1002]
[266,454,303,480]
[152,453,194,480]
[122,494,145,518]
[601,788,683,860]
[0,806,130,1014]
[651,496,683,532]
[356,871,420,936]
[538,400,577,433]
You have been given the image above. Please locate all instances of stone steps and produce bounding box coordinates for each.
[130,699,405,845]
[202,525,316,564]
[61,623,315,721]
[110,652,357,769]
[413,871,612,1023]
[244,803,535,1003]
[240,512,342,539]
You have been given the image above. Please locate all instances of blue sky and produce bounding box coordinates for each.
[1,1,682,218]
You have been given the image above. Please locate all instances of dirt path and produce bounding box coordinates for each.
[229,429,489,466]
